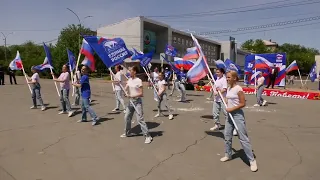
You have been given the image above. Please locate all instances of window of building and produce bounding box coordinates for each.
[182,39,185,45]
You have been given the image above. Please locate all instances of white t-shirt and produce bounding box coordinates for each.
[74,70,81,82]
[214,76,228,102]
[31,73,40,83]
[153,72,159,82]
[257,76,265,86]
[157,80,167,94]
[114,71,122,91]
[226,85,243,108]
[127,77,142,98]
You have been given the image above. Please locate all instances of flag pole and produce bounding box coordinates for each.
[69,64,75,96]
[50,67,60,97]
[109,68,141,116]
[73,52,82,96]
[304,73,310,85]
[21,64,32,94]
[110,70,115,91]
[202,55,239,131]
[254,68,257,94]
[297,68,304,88]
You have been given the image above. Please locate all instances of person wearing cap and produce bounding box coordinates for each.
[25,66,46,111]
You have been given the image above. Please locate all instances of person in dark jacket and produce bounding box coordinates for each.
[266,65,279,89]
[0,65,5,85]
[8,67,17,85]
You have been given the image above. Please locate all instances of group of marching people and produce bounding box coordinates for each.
[23,62,258,172]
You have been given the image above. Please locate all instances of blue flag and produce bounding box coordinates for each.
[67,49,76,71]
[165,44,178,57]
[160,54,180,74]
[83,35,132,68]
[131,48,143,60]
[224,59,241,74]
[309,63,317,82]
[139,51,154,67]
[34,43,54,71]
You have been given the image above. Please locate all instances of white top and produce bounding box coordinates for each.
[127,77,142,98]
[226,85,243,108]
[114,71,122,91]
[157,80,167,94]
[74,70,81,82]
[31,73,40,83]
[214,75,228,102]
[152,72,159,82]
[257,76,265,86]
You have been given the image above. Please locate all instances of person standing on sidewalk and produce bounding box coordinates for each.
[26,66,46,111]
[121,66,153,144]
[220,70,258,172]
[73,66,99,126]
[8,67,17,85]
[112,65,126,113]
[210,68,227,131]
[52,65,74,117]
[254,72,267,107]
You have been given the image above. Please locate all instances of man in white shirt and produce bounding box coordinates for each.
[112,65,126,112]
[254,72,267,106]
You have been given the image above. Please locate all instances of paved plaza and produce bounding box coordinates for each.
[0,76,320,180]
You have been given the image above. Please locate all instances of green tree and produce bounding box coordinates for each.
[52,24,95,73]
[241,39,272,54]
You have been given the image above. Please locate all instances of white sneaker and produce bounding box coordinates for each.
[250,160,258,172]
[262,100,267,106]
[58,111,67,115]
[253,104,260,107]
[112,108,119,112]
[41,106,46,111]
[144,136,153,144]
[68,111,74,117]
[168,114,174,120]
[30,106,37,109]
[220,156,230,162]
[210,124,220,131]
[123,110,126,114]
[120,133,132,138]
[77,120,87,123]
[154,113,160,118]
[206,98,211,100]
[233,129,238,136]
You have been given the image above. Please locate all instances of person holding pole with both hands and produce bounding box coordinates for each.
[220,70,258,172]
[121,66,153,144]
[26,66,46,111]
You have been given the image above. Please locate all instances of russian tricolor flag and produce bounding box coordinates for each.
[186,55,208,83]
[80,39,95,71]
[174,57,195,70]
[183,47,199,60]
[254,55,271,69]
[285,60,299,73]
[9,51,23,70]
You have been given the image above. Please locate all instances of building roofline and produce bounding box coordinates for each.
[97,16,141,31]
[171,28,221,45]
[139,16,171,28]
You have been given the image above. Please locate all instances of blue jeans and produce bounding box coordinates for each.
[224,109,254,162]
[81,98,98,121]
[32,87,44,107]
[213,101,227,125]
[74,87,80,105]
[60,89,72,112]
[115,90,125,109]
[124,98,149,136]
[178,82,186,101]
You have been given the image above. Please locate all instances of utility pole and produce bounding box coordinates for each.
[1,32,13,64]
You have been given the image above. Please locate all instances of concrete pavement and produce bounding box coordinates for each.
[0,76,320,180]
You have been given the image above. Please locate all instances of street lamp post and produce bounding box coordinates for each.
[66,8,93,49]
[1,32,13,64]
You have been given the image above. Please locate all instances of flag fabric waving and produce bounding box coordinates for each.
[80,39,96,71]
[165,44,178,57]
[138,51,154,67]
[160,54,180,74]
[254,55,271,69]
[174,57,195,70]
[131,48,143,60]
[309,63,317,82]
[9,51,23,70]
[34,43,54,71]
[224,59,241,74]
[67,49,76,71]
[186,55,208,83]
[83,35,132,68]
[286,60,299,73]
[215,60,226,69]
[183,47,199,60]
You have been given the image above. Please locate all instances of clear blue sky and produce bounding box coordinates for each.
[1,0,319,50]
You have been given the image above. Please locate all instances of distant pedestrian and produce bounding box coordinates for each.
[111,65,126,113]
[176,67,187,102]
[8,67,17,85]
[26,66,46,111]
[288,75,294,85]
[73,66,99,126]
[0,65,5,85]
[220,70,258,172]
[164,67,172,90]
[254,72,267,107]
[154,72,173,120]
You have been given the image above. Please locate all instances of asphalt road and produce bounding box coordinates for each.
[0,76,320,180]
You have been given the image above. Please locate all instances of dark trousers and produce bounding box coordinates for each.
[0,75,4,85]
[9,74,17,84]
[267,77,276,88]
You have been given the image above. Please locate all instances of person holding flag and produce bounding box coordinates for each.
[164,67,172,89]
[52,65,74,117]
[111,65,126,113]
[154,72,174,120]
[26,66,46,111]
[73,66,99,126]
[176,67,187,102]
[122,66,153,144]
[254,71,267,107]
[220,70,258,172]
